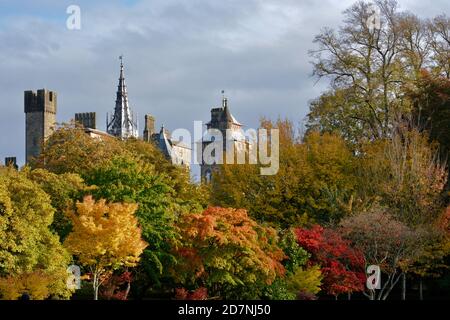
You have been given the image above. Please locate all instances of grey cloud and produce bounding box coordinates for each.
[0,0,448,174]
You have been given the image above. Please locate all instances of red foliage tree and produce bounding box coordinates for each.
[175,287,208,300]
[295,225,365,297]
[100,271,133,300]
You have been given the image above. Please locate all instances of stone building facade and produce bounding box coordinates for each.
[143,116,191,169]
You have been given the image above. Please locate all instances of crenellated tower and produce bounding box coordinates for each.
[24,89,57,163]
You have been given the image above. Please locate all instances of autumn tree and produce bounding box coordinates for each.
[405,206,450,299]
[212,119,357,227]
[428,15,450,78]
[262,229,321,300]
[286,265,323,299]
[340,209,419,300]
[295,225,365,298]
[34,123,208,209]
[84,156,204,296]
[408,71,450,162]
[34,124,207,296]
[175,287,208,300]
[0,167,71,300]
[307,1,448,143]
[99,271,133,300]
[26,168,88,240]
[64,196,147,300]
[174,207,286,299]
[357,128,447,227]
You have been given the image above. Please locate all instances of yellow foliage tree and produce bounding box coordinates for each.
[212,119,357,227]
[286,265,323,297]
[0,270,53,300]
[64,196,147,300]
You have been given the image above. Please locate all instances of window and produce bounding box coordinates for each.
[205,170,212,183]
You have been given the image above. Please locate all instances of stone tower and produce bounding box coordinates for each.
[201,93,245,182]
[143,114,155,142]
[24,89,57,163]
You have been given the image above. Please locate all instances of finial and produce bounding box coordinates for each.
[119,55,124,67]
[222,90,228,108]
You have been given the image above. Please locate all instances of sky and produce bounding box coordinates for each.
[0,0,449,179]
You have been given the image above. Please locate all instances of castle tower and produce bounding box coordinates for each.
[107,56,138,139]
[24,89,57,163]
[143,114,155,142]
[201,92,244,182]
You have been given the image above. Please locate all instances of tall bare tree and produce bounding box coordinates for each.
[307,1,449,143]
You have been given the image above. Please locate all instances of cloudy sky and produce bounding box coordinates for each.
[0,0,448,178]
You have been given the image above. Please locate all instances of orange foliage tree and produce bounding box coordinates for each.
[174,207,286,299]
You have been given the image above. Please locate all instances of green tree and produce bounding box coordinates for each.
[0,168,71,299]
[33,124,207,296]
[263,230,321,300]
[26,168,88,240]
[85,156,181,289]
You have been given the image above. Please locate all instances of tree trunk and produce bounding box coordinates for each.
[124,282,131,300]
[347,292,351,300]
[419,279,423,301]
[93,272,99,300]
[401,274,406,301]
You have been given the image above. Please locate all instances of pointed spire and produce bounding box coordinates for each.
[106,56,138,139]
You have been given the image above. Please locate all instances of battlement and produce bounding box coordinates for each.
[4,157,18,170]
[75,112,97,129]
[24,88,58,163]
[24,89,57,114]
